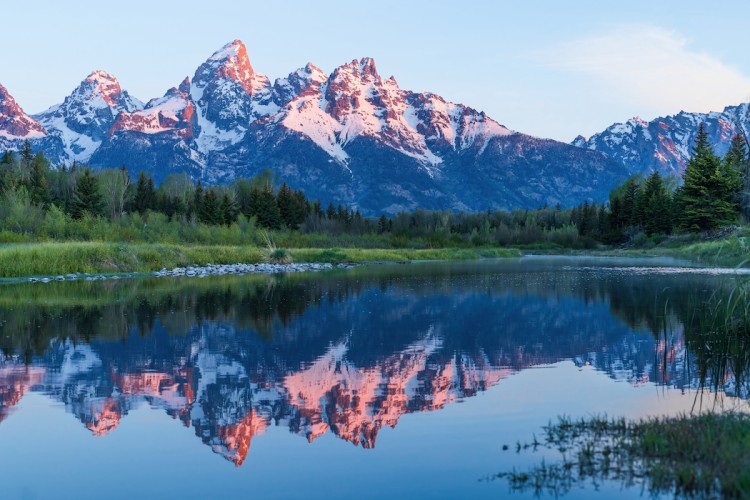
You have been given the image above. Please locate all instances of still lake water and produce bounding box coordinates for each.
[0,256,748,499]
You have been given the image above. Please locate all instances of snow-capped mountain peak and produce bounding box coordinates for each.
[33,70,143,162]
[79,70,141,110]
[51,70,143,118]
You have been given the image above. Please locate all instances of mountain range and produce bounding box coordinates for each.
[574,103,750,176]
[0,40,748,214]
[0,40,629,215]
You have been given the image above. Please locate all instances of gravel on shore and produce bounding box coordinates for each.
[24,262,355,283]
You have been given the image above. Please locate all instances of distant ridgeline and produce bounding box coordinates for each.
[0,121,746,248]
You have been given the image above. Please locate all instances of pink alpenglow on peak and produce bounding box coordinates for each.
[80,70,131,108]
[194,39,267,96]
[0,84,47,139]
[111,82,196,138]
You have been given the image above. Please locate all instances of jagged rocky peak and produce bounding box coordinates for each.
[193,39,267,95]
[0,83,46,139]
[178,76,191,94]
[328,57,382,88]
[324,57,392,121]
[57,70,143,116]
[571,134,587,147]
[33,68,144,153]
[77,70,141,111]
[189,39,276,131]
[337,57,380,81]
[274,62,328,102]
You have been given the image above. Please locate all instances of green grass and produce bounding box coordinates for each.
[0,242,521,278]
[496,413,750,498]
[589,233,750,268]
[0,242,265,277]
[645,235,750,267]
[289,246,519,264]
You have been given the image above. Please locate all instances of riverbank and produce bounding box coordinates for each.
[0,232,747,280]
[615,234,750,268]
[0,242,520,278]
[522,231,750,268]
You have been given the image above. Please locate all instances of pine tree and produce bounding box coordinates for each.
[70,169,104,218]
[199,189,223,225]
[249,186,282,229]
[293,190,309,226]
[311,200,323,219]
[642,171,672,235]
[675,124,739,231]
[377,214,389,234]
[220,192,239,226]
[28,153,50,207]
[605,195,625,243]
[326,203,336,220]
[0,151,12,194]
[723,134,746,206]
[19,141,33,181]
[232,178,255,219]
[596,204,608,237]
[621,177,640,227]
[577,200,593,236]
[729,132,750,221]
[337,204,349,224]
[277,182,303,229]
[133,172,156,214]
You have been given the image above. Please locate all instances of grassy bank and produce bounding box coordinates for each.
[497,413,750,498]
[523,232,750,268]
[0,242,521,278]
[0,232,746,279]
[619,234,750,268]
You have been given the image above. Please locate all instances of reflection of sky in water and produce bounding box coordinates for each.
[0,257,747,499]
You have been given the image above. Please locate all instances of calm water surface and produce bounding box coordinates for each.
[0,256,747,499]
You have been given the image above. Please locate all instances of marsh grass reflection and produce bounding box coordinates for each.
[497,278,750,498]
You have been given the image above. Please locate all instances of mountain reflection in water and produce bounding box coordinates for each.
[0,259,746,467]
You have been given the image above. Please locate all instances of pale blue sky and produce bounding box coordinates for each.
[4,0,750,141]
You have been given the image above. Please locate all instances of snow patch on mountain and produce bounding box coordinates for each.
[281,93,349,163]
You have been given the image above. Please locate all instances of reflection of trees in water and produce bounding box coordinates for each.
[678,282,750,404]
[2,263,749,467]
[0,265,747,401]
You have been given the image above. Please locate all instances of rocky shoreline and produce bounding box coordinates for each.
[24,262,353,284]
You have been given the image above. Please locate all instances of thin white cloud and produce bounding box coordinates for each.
[539,24,750,115]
